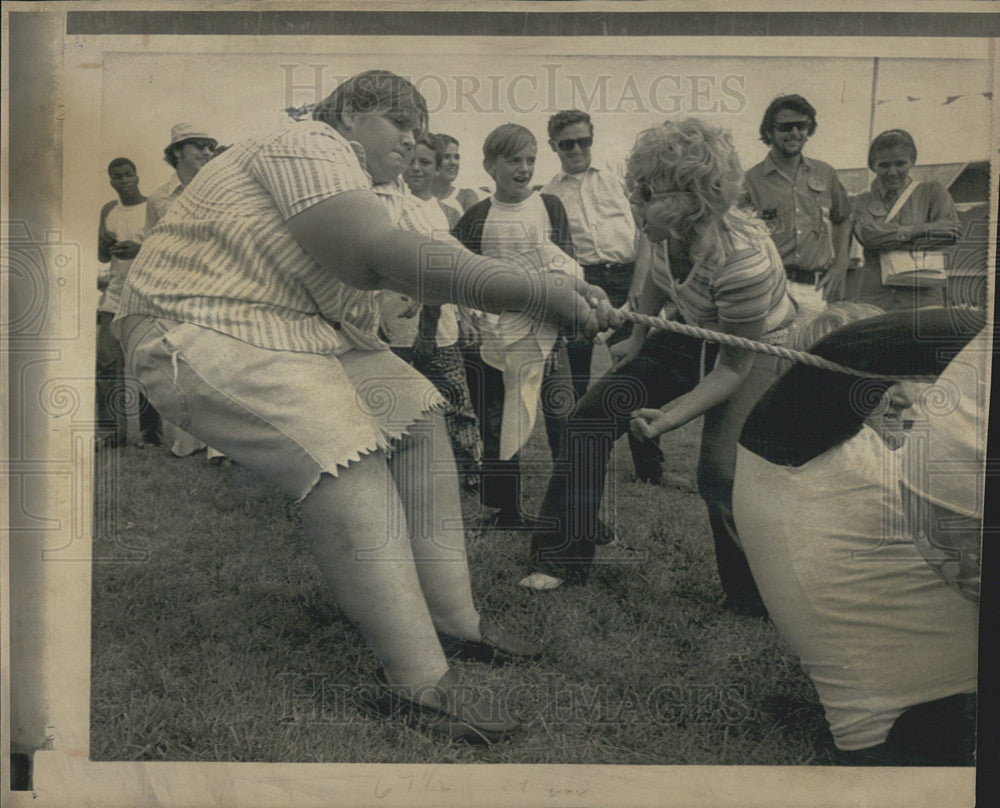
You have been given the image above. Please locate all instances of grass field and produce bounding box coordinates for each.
[90,419,838,764]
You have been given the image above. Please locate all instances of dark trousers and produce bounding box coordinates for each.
[96,310,160,444]
[565,261,663,478]
[566,263,636,398]
[833,693,976,766]
[465,344,573,514]
[530,329,780,597]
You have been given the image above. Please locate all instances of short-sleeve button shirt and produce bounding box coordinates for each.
[743,154,850,273]
[117,121,380,354]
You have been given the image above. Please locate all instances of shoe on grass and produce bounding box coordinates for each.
[361,667,520,744]
[723,592,769,620]
[518,572,564,591]
[437,616,544,664]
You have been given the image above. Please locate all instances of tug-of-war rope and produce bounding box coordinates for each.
[618,309,959,382]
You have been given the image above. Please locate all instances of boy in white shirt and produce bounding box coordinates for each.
[454,124,577,528]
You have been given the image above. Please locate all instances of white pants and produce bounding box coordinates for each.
[786,278,826,318]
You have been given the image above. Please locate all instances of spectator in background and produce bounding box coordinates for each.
[743,94,852,315]
[144,122,225,460]
[848,128,960,312]
[96,157,150,446]
[378,134,483,488]
[542,110,642,382]
[541,110,661,483]
[454,123,578,529]
[145,123,218,231]
[432,133,480,223]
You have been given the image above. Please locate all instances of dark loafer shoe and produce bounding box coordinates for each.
[361,668,520,744]
[437,617,544,665]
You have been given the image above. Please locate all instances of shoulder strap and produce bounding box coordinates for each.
[884,181,919,223]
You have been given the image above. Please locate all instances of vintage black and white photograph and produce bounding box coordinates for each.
[4,3,997,807]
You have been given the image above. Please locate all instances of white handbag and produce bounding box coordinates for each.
[878,182,947,288]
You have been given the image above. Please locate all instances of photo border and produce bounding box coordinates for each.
[3,2,998,806]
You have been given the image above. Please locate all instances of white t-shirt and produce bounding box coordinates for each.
[899,330,990,519]
[898,329,990,600]
[480,193,554,260]
[99,200,147,314]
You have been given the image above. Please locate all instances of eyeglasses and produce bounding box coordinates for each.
[185,139,217,151]
[629,179,687,205]
[773,120,811,134]
[556,136,593,152]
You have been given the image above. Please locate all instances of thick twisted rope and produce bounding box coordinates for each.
[619,309,931,380]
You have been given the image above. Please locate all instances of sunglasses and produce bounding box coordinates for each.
[556,136,593,152]
[629,180,688,205]
[773,120,811,134]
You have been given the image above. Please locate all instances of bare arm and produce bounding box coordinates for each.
[609,242,674,371]
[630,316,765,438]
[287,189,618,337]
[819,217,853,302]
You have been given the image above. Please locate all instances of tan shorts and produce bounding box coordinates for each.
[118,316,444,500]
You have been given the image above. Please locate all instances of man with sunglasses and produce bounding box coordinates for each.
[542,109,659,484]
[145,123,219,232]
[543,114,640,357]
[744,95,852,316]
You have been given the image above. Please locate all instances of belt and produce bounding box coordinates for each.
[785,266,823,285]
[582,261,635,272]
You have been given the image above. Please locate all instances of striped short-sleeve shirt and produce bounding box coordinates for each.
[116,120,382,354]
[649,220,794,342]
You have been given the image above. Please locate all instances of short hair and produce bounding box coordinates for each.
[758,94,817,145]
[788,302,886,353]
[547,109,593,140]
[482,123,536,163]
[107,157,136,175]
[312,69,427,134]
[415,132,442,168]
[434,133,459,151]
[783,302,886,383]
[868,129,918,170]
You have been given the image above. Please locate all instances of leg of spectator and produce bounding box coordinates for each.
[531,351,685,580]
[95,311,122,441]
[478,360,518,513]
[541,343,573,461]
[427,345,482,475]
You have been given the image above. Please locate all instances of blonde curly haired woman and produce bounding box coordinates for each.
[528,119,795,612]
